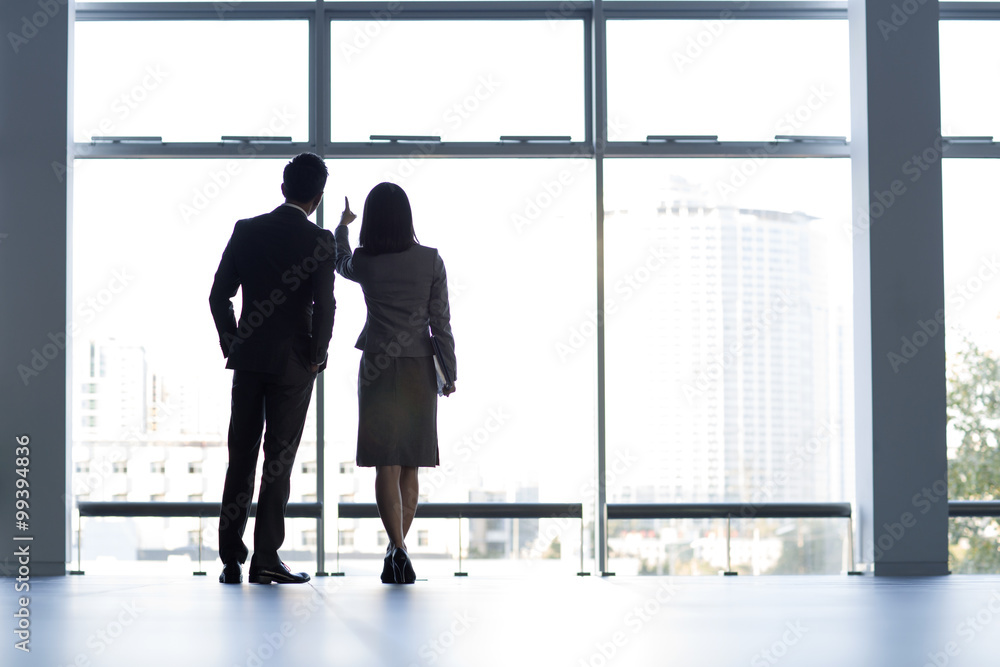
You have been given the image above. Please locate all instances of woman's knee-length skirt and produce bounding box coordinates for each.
[356,354,439,467]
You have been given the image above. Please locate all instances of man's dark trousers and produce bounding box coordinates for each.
[218,358,316,568]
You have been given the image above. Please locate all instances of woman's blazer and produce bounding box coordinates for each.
[334,224,457,379]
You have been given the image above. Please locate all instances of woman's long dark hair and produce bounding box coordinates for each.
[358,182,418,255]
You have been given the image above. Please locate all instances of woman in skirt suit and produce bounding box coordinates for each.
[334,183,456,583]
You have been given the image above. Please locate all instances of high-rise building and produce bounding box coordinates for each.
[607,181,848,506]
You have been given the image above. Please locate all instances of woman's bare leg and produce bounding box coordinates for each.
[375,465,405,551]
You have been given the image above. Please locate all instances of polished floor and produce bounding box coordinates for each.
[4,573,1000,666]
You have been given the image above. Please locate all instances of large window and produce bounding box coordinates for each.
[941,22,1000,139]
[604,158,853,506]
[71,159,319,568]
[71,3,861,576]
[942,160,1000,573]
[940,20,1000,574]
[331,20,585,141]
[607,21,850,142]
[325,159,596,575]
[75,21,309,143]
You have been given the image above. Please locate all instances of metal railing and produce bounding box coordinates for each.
[337,502,585,576]
[75,501,321,575]
[606,502,856,575]
[73,501,586,576]
[948,501,1000,517]
[72,500,1000,576]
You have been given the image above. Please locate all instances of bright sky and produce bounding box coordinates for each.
[70,16,995,505]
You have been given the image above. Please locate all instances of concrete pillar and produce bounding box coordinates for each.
[0,0,73,576]
[849,0,949,575]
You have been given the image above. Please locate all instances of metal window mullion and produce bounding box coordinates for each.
[322,142,595,158]
[72,141,604,159]
[602,1,847,20]
[584,13,594,148]
[311,6,323,152]
[593,0,609,577]
[312,0,329,577]
[327,1,592,20]
[75,2,318,21]
[72,142,315,159]
[605,141,851,158]
[76,2,595,21]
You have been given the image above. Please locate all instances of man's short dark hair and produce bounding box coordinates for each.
[283,153,328,203]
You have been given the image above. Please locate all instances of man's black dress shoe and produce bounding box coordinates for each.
[248,561,311,584]
[219,561,242,584]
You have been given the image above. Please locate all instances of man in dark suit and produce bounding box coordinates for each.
[209,153,335,584]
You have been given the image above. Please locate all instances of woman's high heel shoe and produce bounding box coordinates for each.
[380,549,394,583]
[391,547,416,584]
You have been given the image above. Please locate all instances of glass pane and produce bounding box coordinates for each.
[943,161,1000,578]
[941,22,1000,138]
[604,159,854,505]
[72,160,318,566]
[74,22,309,142]
[950,516,1000,574]
[609,518,730,575]
[730,517,847,575]
[609,517,848,575]
[324,159,596,573]
[337,517,586,578]
[72,516,317,575]
[607,21,850,141]
[331,21,584,141]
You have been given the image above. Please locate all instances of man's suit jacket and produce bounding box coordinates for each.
[334,224,456,379]
[210,205,336,376]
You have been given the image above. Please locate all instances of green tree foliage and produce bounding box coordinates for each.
[947,338,1000,573]
[542,536,561,559]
